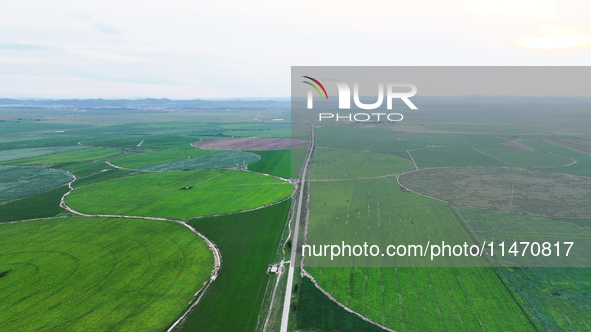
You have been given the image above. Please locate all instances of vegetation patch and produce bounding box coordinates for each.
[315,125,425,153]
[111,149,215,169]
[399,167,591,217]
[4,147,122,165]
[296,276,385,332]
[191,137,308,150]
[475,147,573,167]
[305,177,537,330]
[72,169,134,188]
[0,166,73,201]
[307,266,535,331]
[520,140,587,155]
[247,148,293,179]
[178,200,291,331]
[66,170,292,219]
[0,217,213,331]
[0,146,87,162]
[0,185,69,223]
[55,161,111,178]
[310,148,413,180]
[409,146,504,167]
[496,267,591,331]
[141,151,260,171]
[82,135,199,149]
[397,133,507,146]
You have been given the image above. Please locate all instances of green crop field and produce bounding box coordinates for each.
[315,125,425,153]
[82,135,199,149]
[55,161,112,178]
[0,217,213,331]
[306,266,535,331]
[0,121,87,134]
[66,170,292,219]
[247,148,293,179]
[409,146,504,167]
[397,132,507,146]
[455,207,591,330]
[140,151,260,171]
[0,185,69,223]
[304,176,536,331]
[0,166,73,201]
[296,277,385,332]
[111,149,216,168]
[4,147,122,165]
[72,169,134,188]
[223,129,291,138]
[539,154,591,177]
[305,177,482,268]
[475,147,573,167]
[0,146,88,162]
[454,207,591,261]
[310,148,413,180]
[399,167,591,218]
[496,267,591,331]
[178,200,291,331]
[0,134,94,150]
[519,140,587,155]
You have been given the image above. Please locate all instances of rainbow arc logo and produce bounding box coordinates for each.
[302,76,328,100]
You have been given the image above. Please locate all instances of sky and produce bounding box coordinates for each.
[1,0,590,99]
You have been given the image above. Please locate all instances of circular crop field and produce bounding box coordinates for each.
[310,148,413,180]
[66,170,293,218]
[112,150,260,171]
[0,166,73,201]
[191,137,308,150]
[399,166,591,217]
[0,217,213,331]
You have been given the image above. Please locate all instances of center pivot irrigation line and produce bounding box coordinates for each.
[279,125,314,332]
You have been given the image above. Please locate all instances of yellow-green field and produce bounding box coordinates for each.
[66,170,293,218]
[0,217,213,331]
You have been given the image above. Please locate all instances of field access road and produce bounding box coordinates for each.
[279,126,314,332]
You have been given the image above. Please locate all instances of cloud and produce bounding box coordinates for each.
[0,44,51,51]
[467,0,558,20]
[515,25,591,49]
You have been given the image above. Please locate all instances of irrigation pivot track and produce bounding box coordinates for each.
[279,126,314,332]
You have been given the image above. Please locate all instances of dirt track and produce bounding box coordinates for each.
[191,137,308,151]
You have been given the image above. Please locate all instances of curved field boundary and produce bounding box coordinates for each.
[471,147,577,168]
[107,157,293,183]
[302,269,396,332]
[57,171,222,331]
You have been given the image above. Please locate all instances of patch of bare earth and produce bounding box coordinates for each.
[503,141,538,151]
[191,137,308,151]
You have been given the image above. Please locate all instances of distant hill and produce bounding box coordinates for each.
[0,98,290,110]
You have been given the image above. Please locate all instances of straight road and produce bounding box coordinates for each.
[279,126,314,332]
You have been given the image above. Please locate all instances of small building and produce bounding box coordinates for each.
[268,264,279,274]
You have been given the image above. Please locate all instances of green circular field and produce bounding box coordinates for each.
[0,217,213,331]
[66,170,292,218]
[310,148,414,180]
[112,149,260,171]
[0,166,73,201]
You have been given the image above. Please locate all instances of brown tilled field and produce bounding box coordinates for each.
[191,137,308,150]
